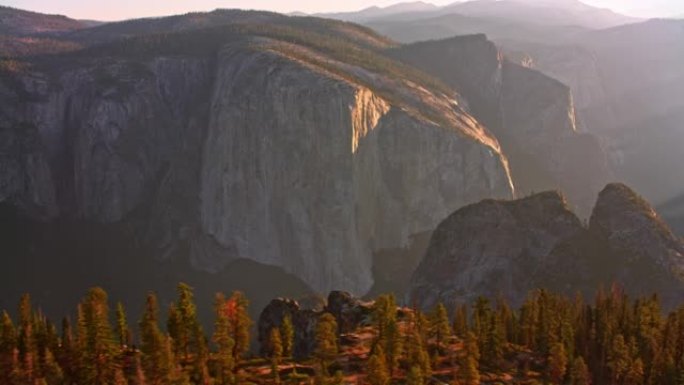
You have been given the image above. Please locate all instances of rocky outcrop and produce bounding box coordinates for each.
[410,183,684,309]
[258,291,372,358]
[409,191,584,309]
[0,19,515,296]
[389,35,611,215]
[325,291,373,334]
[588,184,684,305]
[257,298,319,359]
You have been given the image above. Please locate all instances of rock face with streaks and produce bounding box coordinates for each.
[0,16,514,296]
[410,183,684,309]
[389,34,611,215]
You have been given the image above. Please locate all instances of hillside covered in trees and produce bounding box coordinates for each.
[1,284,684,384]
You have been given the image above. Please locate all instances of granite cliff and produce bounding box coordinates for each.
[0,11,514,298]
[389,35,610,215]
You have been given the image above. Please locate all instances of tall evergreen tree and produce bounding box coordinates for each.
[366,345,390,385]
[384,317,403,376]
[190,323,210,385]
[115,302,130,348]
[76,287,118,385]
[608,334,630,385]
[570,357,591,385]
[548,342,568,385]
[406,365,424,385]
[17,293,35,383]
[0,311,20,385]
[213,293,235,385]
[227,291,251,362]
[280,314,295,359]
[429,303,452,351]
[453,305,468,338]
[139,292,172,385]
[314,313,338,377]
[172,283,199,361]
[269,328,283,384]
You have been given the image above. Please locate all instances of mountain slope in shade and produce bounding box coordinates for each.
[410,183,684,310]
[0,6,87,35]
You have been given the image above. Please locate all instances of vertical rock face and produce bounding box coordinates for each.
[1,28,515,296]
[390,35,611,215]
[0,57,212,223]
[198,41,514,294]
[409,183,684,310]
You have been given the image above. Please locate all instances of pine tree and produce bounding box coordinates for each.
[0,311,20,385]
[280,314,295,359]
[315,313,338,377]
[429,303,452,351]
[384,317,402,376]
[42,349,63,385]
[624,357,644,385]
[485,312,505,365]
[58,317,76,383]
[213,293,235,385]
[140,292,172,385]
[115,302,130,348]
[76,287,118,385]
[190,323,210,385]
[167,303,181,354]
[570,357,591,385]
[366,346,390,385]
[372,295,397,339]
[269,328,283,384]
[407,325,431,381]
[173,283,199,361]
[461,356,480,385]
[17,293,35,383]
[548,342,568,385]
[608,334,630,385]
[406,365,424,385]
[461,332,480,385]
[227,291,251,362]
[464,331,480,363]
[452,305,468,338]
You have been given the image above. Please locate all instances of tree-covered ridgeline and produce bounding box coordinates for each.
[1,284,684,384]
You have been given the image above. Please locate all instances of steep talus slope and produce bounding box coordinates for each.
[410,183,684,309]
[389,35,610,214]
[0,15,514,299]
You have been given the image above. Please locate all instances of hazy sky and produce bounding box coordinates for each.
[2,0,683,21]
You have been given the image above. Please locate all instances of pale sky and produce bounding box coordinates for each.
[1,0,682,21]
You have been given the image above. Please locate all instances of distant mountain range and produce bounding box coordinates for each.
[314,0,640,29]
